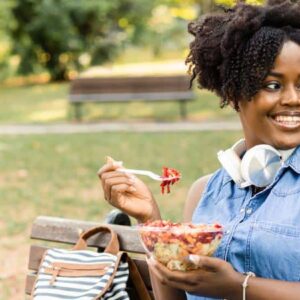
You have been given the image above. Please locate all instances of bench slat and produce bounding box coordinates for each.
[25,274,35,295]
[28,245,152,289]
[70,76,191,94]
[31,216,144,253]
[69,91,194,103]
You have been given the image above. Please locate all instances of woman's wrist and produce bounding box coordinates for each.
[226,271,245,300]
[137,199,161,224]
[138,210,161,224]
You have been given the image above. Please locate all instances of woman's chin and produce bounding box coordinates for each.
[272,139,300,150]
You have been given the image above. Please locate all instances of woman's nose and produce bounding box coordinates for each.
[280,85,300,106]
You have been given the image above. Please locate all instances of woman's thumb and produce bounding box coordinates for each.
[105,156,123,167]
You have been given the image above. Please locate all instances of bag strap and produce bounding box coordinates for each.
[125,254,152,300]
[96,251,126,298]
[73,225,119,255]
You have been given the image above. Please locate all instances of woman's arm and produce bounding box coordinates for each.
[149,174,212,300]
[237,277,300,300]
[149,269,187,300]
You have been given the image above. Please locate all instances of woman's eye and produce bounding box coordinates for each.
[264,82,281,91]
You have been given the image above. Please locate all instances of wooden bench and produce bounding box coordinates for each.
[69,75,194,121]
[25,215,154,299]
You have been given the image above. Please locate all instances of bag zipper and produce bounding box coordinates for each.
[44,262,111,285]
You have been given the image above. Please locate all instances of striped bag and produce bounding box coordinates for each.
[32,226,151,300]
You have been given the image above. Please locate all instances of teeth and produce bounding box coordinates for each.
[274,115,300,123]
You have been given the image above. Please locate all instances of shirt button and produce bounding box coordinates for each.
[246,208,252,215]
[226,230,230,234]
[240,208,245,213]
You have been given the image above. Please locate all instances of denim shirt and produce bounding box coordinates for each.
[187,146,300,300]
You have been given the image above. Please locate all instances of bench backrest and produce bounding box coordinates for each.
[70,75,191,94]
[26,216,153,299]
[69,75,194,102]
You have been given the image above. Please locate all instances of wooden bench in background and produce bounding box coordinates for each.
[25,215,154,299]
[69,75,194,121]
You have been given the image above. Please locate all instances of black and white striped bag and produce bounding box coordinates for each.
[32,226,150,300]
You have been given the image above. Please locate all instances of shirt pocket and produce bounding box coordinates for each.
[249,221,300,281]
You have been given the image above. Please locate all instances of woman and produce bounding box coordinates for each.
[98,0,300,299]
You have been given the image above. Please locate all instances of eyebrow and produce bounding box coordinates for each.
[268,71,283,78]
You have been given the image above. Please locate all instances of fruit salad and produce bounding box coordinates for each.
[139,220,223,271]
[160,167,181,194]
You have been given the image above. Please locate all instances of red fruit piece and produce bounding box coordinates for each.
[160,167,181,194]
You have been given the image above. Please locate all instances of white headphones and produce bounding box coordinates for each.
[217,139,295,188]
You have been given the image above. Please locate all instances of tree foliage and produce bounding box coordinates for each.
[9,0,154,81]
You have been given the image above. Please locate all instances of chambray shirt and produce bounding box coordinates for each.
[187,146,300,300]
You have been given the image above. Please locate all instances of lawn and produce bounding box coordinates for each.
[0,82,237,123]
[0,73,240,298]
[0,130,243,299]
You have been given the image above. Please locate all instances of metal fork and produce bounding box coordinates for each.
[118,168,180,181]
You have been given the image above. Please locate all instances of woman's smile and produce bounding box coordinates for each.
[270,112,300,130]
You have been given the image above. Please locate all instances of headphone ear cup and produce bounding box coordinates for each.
[240,145,282,187]
[217,148,244,185]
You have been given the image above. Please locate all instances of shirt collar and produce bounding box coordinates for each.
[285,146,300,174]
[222,171,233,186]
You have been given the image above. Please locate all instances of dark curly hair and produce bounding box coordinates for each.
[186,0,300,110]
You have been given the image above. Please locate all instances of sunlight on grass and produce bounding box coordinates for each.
[127,102,154,117]
[0,62,238,123]
[28,98,67,122]
[81,60,188,78]
[189,110,218,121]
[28,109,66,122]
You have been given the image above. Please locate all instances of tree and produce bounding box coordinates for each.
[0,1,14,80]
[8,0,154,81]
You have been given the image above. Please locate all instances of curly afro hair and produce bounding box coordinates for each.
[186,0,300,110]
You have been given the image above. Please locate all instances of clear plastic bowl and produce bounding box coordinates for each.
[138,220,223,271]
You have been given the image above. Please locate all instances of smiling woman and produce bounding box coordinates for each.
[97,1,300,300]
[239,41,300,149]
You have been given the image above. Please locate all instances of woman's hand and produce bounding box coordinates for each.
[98,156,161,223]
[147,255,243,299]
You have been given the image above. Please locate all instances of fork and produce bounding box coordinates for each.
[118,168,181,182]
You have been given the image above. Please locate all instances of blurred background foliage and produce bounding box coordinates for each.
[0,0,264,82]
[0,2,263,297]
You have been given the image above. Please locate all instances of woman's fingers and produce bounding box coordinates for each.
[105,184,133,207]
[187,255,223,271]
[102,175,136,202]
[97,159,123,178]
[148,257,201,287]
[147,258,166,283]
[101,170,134,182]
[147,255,235,297]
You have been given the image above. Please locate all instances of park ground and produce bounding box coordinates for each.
[0,81,242,299]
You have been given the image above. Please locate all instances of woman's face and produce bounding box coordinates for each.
[238,41,300,150]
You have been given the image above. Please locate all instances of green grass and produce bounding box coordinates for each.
[0,130,243,299]
[0,130,242,236]
[0,78,240,299]
[0,83,237,123]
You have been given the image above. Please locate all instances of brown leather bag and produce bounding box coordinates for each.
[32,225,151,300]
